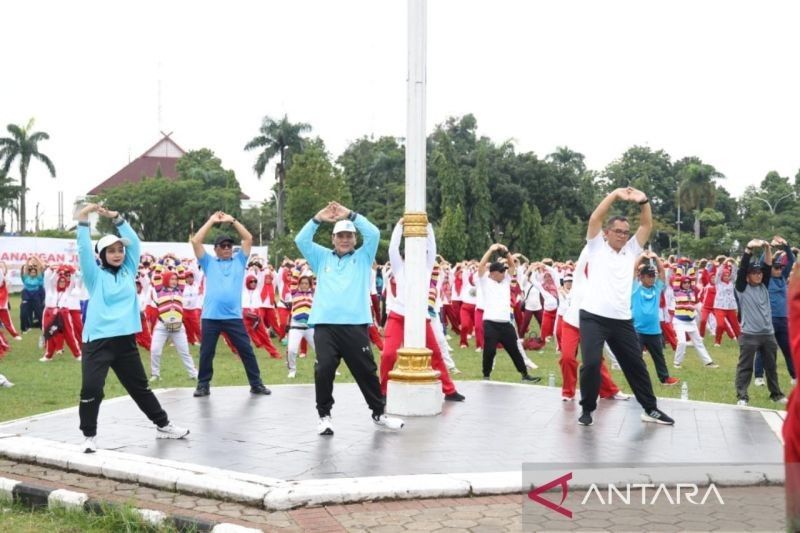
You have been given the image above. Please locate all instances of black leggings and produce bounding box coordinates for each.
[79,334,169,437]
[482,320,528,378]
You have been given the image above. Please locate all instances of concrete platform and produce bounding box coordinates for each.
[0,382,786,509]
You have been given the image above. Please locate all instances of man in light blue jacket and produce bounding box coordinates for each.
[296,201,403,436]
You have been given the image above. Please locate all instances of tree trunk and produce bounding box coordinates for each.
[694,211,701,240]
[18,169,26,234]
[275,164,285,238]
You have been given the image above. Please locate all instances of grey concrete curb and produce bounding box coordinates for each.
[0,433,786,511]
[0,475,262,532]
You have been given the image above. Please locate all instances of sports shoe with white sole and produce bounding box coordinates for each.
[773,396,789,405]
[578,411,593,426]
[704,362,719,369]
[287,370,297,379]
[373,414,404,430]
[39,356,51,362]
[611,392,630,400]
[754,377,765,387]
[156,422,190,439]
[82,436,97,453]
[736,399,748,407]
[318,416,334,436]
[641,408,675,425]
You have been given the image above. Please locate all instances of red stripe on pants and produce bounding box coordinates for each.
[559,322,619,399]
[379,311,456,396]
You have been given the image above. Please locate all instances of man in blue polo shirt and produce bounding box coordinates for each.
[296,201,403,436]
[191,211,270,397]
[631,251,678,387]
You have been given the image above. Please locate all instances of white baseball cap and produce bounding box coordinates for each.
[332,220,357,234]
[95,234,131,255]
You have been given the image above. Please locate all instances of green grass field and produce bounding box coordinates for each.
[0,294,793,424]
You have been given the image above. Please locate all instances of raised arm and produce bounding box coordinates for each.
[295,203,337,272]
[191,212,221,260]
[331,202,379,261]
[218,212,252,257]
[478,243,503,277]
[587,189,622,240]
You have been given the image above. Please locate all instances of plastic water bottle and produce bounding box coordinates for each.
[548,371,556,387]
[680,381,688,401]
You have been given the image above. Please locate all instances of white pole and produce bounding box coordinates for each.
[403,0,428,349]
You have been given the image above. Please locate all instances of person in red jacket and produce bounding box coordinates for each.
[785,262,800,530]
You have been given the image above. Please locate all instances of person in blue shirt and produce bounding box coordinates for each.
[295,201,403,436]
[754,236,796,386]
[19,255,45,332]
[190,211,271,397]
[631,252,678,386]
[76,203,188,454]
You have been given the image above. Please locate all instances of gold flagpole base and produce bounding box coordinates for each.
[388,347,440,383]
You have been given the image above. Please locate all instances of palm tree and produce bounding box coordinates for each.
[0,169,21,233]
[0,119,56,233]
[677,162,721,239]
[244,115,311,237]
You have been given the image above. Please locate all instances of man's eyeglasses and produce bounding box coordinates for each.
[217,243,233,250]
[609,229,631,237]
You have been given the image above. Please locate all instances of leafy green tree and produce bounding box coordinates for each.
[337,136,405,233]
[466,142,492,257]
[0,169,21,233]
[284,138,352,247]
[675,159,722,239]
[514,202,547,259]
[244,114,311,238]
[0,119,56,233]
[437,204,467,262]
[176,148,238,188]
[97,149,242,241]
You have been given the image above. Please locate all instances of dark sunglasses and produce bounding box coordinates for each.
[217,243,233,250]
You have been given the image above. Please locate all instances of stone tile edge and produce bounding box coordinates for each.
[0,475,262,532]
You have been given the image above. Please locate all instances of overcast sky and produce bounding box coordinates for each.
[3,0,799,229]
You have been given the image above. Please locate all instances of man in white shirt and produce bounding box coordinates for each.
[578,187,674,427]
[478,243,541,383]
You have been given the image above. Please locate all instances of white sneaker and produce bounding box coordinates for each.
[475,347,482,353]
[754,377,765,387]
[373,414,404,430]
[82,436,97,453]
[149,375,160,382]
[39,356,51,362]
[611,392,631,401]
[156,422,190,439]
[76,356,82,362]
[450,367,462,375]
[562,395,574,402]
[287,370,296,379]
[736,399,748,407]
[13,336,22,341]
[774,397,789,405]
[318,416,333,436]
[0,375,14,388]
[713,343,721,348]
[673,363,682,369]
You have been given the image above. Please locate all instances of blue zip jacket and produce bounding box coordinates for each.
[77,219,142,342]
[769,245,795,318]
[295,213,378,326]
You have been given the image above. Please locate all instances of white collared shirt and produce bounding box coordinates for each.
[580,233,643,320]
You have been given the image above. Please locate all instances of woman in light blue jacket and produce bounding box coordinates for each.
[76,203,189,453]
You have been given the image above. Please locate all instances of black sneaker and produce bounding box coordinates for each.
[521,375,541,383]
[578,411,593,426]
[250,384,272,395]
[641,408,675,425]
[193,385,210,397]
[444,392,466,402]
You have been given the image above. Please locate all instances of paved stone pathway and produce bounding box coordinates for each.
[0,459,786,531]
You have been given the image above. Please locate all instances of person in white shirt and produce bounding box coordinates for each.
[578,187,674,427]
[477,243,541,383]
